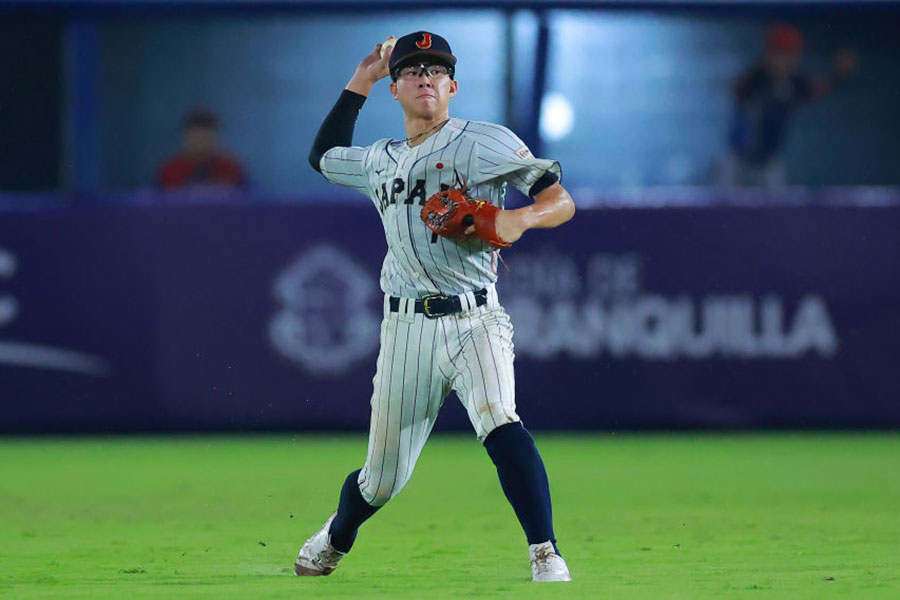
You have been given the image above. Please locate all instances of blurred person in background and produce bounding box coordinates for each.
[156,108,248,190]
[715,23,858,187]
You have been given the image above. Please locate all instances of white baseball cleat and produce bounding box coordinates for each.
[529,541,572,582]
[294,511,346,576]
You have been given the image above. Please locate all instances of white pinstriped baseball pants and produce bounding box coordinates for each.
[358,285,520,507]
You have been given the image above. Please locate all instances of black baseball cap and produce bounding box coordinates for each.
[389,31,457,80]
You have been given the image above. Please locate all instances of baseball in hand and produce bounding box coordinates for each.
[380,36,396,58]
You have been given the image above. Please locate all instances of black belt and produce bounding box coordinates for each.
[389,288,488,319]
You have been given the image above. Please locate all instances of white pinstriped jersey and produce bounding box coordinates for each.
[319,118,561,298]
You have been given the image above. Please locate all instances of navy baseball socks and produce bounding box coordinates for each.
[327,424,559,556]
[483,422,560,555]
[328,468,380,553]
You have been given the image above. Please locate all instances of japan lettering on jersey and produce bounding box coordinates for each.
[319,119,561,298]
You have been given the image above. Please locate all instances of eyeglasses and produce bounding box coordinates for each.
[396,63,452,80]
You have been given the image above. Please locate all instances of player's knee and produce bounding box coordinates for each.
[360,486,382,506]
[361,483,398,507]
[478,414,521,443]
[360,472,411,507]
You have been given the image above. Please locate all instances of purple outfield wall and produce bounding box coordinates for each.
[1,202,898,432]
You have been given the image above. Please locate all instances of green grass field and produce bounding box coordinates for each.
[1,433,898,599]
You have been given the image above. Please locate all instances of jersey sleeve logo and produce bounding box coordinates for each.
[515,145,533,160]
[416,33,433,49]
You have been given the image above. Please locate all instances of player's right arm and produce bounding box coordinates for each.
[307,41,394,175]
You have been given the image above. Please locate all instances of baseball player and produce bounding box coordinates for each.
[295,31,575,582]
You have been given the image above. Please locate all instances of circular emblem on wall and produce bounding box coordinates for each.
[268,245,379,375]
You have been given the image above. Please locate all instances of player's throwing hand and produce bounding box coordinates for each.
[347,41,394,95]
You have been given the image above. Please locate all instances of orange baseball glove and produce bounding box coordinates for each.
[420,187,511,248]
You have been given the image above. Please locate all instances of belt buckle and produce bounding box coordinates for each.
[422,294,449,319]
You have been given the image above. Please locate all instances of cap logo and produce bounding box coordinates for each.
[415,33,433,49]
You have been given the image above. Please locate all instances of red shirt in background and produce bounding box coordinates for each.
[156,153,246,189]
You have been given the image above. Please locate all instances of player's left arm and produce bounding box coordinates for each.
[492,182,575,245]
[465,123,574,244]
